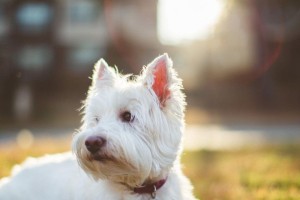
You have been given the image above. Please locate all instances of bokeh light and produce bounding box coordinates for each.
[16,129,34,149]
[158,0,224,45]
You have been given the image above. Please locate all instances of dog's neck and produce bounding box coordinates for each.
[133,177,168,199]
[102,165,175,198]
[111,172,169,199]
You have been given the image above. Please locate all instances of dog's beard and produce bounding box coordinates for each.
[73,133,153,187]
[78,150,152,187]
[80,155,142,186]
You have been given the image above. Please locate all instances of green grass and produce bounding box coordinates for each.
[1,140,300,200]
[182,146,300,200]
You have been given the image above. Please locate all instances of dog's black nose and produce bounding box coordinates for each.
[85,136,106,154]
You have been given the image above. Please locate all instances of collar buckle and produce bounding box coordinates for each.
[150,185,157,199]
[133,177,167,199]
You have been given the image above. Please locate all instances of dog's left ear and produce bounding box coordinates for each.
[92,58,116,88]
[142,53,176,107]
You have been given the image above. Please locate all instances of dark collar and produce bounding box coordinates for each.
[133,178,167,199]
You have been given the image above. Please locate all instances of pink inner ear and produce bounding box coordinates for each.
[152,59,170,105]
[98,65,106,79]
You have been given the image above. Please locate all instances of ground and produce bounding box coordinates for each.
[0,138,299,200]
[183,145,300,200]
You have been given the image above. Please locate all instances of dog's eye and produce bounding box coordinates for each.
[94,116,100,123]
[121,111,134,122]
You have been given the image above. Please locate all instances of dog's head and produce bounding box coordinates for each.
[72,54,186,187]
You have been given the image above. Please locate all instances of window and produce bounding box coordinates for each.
[17,45,53,70]
[16,3,53,33]
[69,1,100,24]
[68,44,104,71]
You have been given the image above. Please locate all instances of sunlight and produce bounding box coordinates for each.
[158,0,224,45]
[17,129,34,149]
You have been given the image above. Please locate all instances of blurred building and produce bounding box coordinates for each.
[0,0,299,127]
[171,0,300,113]
[0,0,160,127]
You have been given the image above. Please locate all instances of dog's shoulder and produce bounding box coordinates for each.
[0,152,82,200]
[10,152,75,176]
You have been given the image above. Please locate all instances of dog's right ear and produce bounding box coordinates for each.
[92,59,116,87]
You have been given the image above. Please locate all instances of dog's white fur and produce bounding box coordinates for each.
[0,54,197,200]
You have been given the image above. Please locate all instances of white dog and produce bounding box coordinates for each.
[0,54,197,200]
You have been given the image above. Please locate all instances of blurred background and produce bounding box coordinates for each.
[0,0,300,199]
[0,0,299,128]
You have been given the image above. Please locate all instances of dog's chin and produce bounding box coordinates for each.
[79,154,145,187]
[88,152,112,162]
[83,152,129,170]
